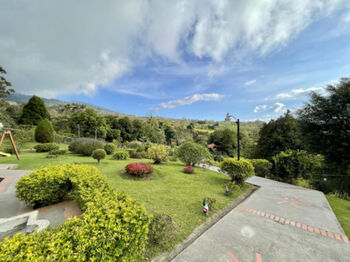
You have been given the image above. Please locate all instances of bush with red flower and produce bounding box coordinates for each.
[183,165,194,174]
[125,162,154,177]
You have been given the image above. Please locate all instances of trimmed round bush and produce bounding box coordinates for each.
[35,119,55,143]
[92,149,106,164]
[104,143,116,155]
[249,159,272,177]
[220,158,255,185]
[147,145,168,164]
[125,163,153,177]
[34,143,59,152]
[183,165,194,174]
[6,164,150,261]
[112,151,129,160]
[176,141,211,166]
[148,214,176,247]
[69,138,104,156]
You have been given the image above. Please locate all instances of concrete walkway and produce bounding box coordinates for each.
[173,175,350,262]
[0,166,81,230]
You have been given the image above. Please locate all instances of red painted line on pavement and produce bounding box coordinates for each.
[256,253,262,262]
[237,205,349,244]
[227,251,240,262]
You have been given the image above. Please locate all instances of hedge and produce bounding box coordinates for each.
[249,159,272,178]
[34,143,59,153]
[68,138,104,156]
[112,151,129,160]
[0,164,150,261]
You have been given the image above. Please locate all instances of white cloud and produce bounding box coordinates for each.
[266,86,327,100]
[245,79,257,86]
[159,93,223,109]
[254,105,267,113]
[271,102,285,113]
[0,0,348,97]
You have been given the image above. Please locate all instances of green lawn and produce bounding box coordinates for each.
[0,149,249,257]
[326,195,350,237]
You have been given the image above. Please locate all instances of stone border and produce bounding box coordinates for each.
[152,186,258,262]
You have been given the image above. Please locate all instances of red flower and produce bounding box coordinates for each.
[125,163,153,176]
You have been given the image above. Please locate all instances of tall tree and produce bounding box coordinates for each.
[208,128,236,157]
[256,111,303,160]
[19,95,50,125]
[298,78,350,175]
[0,66,14,99]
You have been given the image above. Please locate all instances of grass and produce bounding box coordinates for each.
[0,148,249,257]
[326,195,350,237]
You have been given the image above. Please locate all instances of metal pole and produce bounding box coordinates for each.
[236,119,240,160]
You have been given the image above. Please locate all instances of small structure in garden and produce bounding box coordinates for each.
[0,129,20,160]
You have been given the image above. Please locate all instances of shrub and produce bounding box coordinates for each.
[35,119,55,143]
[147,214,176,247]
[92,149,106,164]
[46,154,59,159]
[130,151,142,159]
[147,145,168,164]
[7,164,150,261]
[214,155,224,162]
[125,163,153,177]
[127,142,145,152]
[48,149,66,155]
[4,146,21,154]
[250,159,272,177]
[34,143,59,152]
[104,143,116,155]
[112,151,129,160]
[272,150,324,181]
[183,165,194,174]
[176,141,211,166]
[221,158,255,185]
[69,138,104,156]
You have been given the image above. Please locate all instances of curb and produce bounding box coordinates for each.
[152,186,259,262]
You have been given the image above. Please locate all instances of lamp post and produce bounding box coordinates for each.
[226,114,240,160]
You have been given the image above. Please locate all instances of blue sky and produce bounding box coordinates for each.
[1,1,350,121]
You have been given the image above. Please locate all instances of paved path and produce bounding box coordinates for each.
[173,175,350,262]
[0,167,81,229]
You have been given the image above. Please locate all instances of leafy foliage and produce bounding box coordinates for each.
[256,111,303,160]
[48,149,66,155]
[112,151,129,160]
[129,151,142,159]
[176,141,211,166]
[34,143,59,152]
[125,162,153,177]
[19,95,50,125]
[104,142,116,155]
[8,164,150,261]
[147,145,168,164]
[69,138,104,156]
[92,149,106,164]
[35,119,55,143]
[208,128,236,156]
[272,150,324,181]
[220,158,254,185]
[298,78,350,176]
[0,66,14,99]
[249,159,272,178]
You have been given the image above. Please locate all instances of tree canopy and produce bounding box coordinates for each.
[19,95,50,125]
[0,66,14,99]
[298,78,350,175]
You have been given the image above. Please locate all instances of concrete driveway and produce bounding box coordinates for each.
[172,176,350,262]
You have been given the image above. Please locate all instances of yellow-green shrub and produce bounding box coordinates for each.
[2,164,150,261]
[147,145,168,164]
[220,158,255,185]
[249,159,272,178]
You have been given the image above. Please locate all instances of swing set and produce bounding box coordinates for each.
[0,131,20,160]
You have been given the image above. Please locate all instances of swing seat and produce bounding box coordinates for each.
[0,152,11,157]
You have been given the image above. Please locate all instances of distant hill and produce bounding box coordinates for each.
[5,93,120,115]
